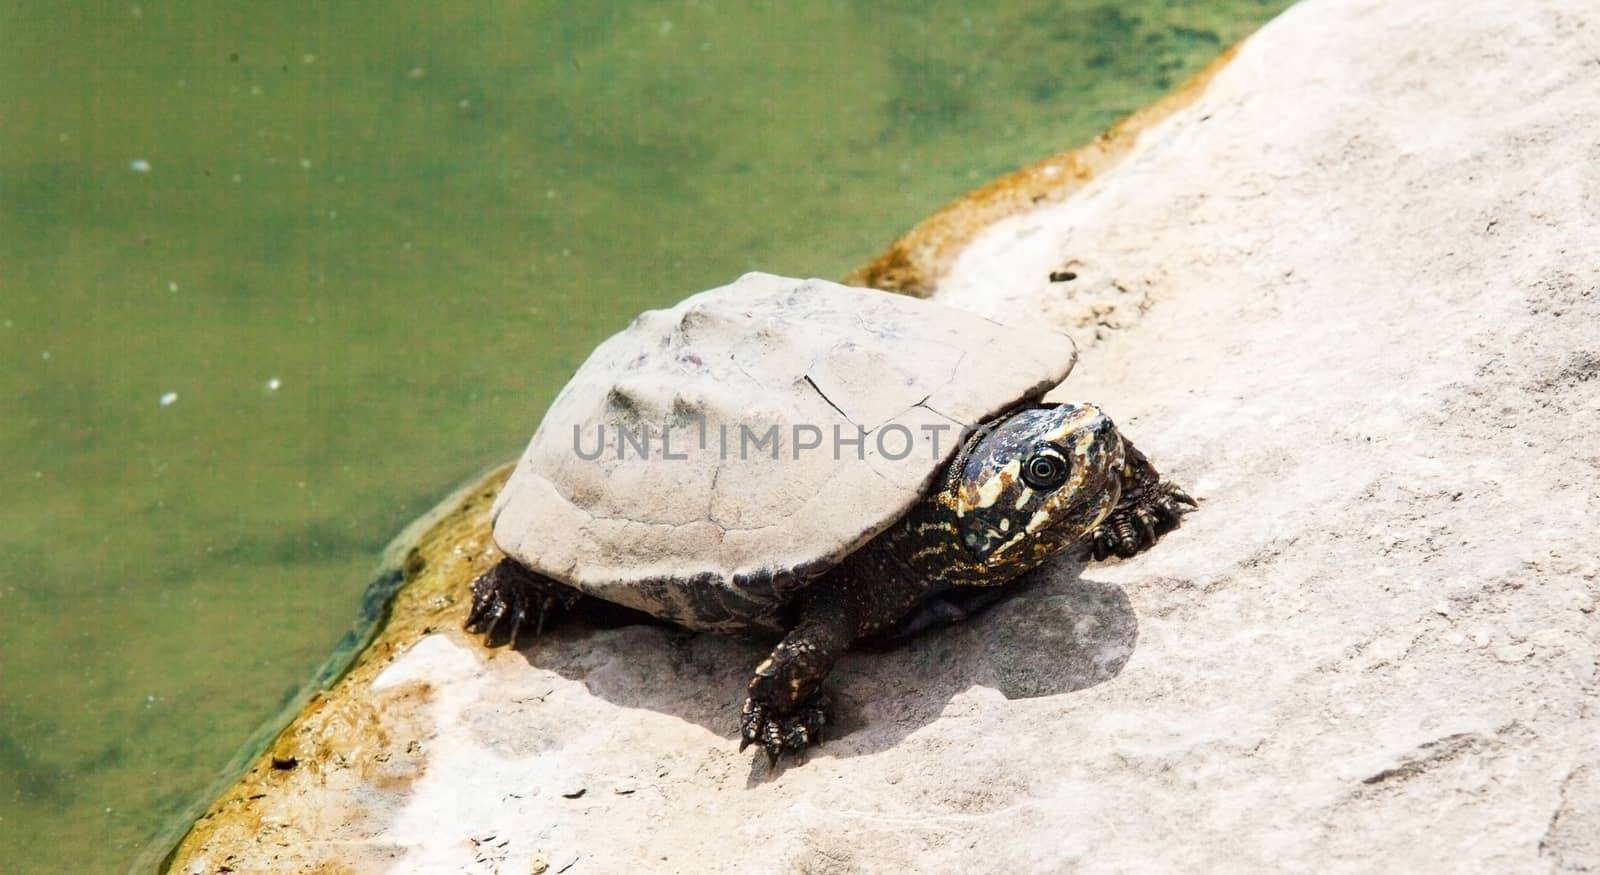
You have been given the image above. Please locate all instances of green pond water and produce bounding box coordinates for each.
[0,1,1291,871]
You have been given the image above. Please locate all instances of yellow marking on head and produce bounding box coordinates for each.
[998,518,1010,533]
[985,531,1027,561]
[1013,486,1033,510]
[1026,507,1053,534]
[973,460,1021,510]
[1042,410,1085,444]
[1092,492,1116,529]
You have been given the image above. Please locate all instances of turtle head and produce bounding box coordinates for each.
[948,403,1125,574]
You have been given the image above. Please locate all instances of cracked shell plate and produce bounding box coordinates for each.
[491,272,1077,633]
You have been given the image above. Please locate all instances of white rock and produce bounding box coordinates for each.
[171,0,1600,871]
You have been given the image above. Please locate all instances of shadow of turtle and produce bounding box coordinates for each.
[509,552,1137,769]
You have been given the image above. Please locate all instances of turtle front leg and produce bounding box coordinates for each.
[738,568,883,765]
[739,605,855,765]
[1090,438,1196,560]
[740,557,938,765]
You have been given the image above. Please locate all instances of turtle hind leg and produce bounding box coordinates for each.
[1090,438,1197,561]
[466,558,661,648]
[465,558,578,647]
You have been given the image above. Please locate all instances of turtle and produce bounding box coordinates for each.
[465,272,1193,764]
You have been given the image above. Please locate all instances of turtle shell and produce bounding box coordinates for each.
[491,272,1077,633]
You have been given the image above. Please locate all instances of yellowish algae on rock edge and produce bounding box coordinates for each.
[161,43,1240,874]
[162,464,511,870]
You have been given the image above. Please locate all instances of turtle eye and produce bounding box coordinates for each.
[1021,448,1070,490]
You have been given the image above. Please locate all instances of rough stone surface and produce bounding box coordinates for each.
[170,0,1600,871]
[493,272,1076,633]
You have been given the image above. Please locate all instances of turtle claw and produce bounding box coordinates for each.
[1091,481,1197,561]
[465,560,578,648]
[739,692,830,767]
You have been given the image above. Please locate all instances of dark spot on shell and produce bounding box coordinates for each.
[606,385,643,415]
[678,306,718,335]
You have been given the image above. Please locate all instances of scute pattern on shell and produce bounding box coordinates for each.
[491,272,1078,632]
